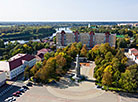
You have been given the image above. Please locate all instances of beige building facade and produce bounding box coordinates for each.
[56,30,116,48]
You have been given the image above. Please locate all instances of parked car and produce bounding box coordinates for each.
[13,93,19,97]
[22,86,29,90]
[4,97,13,102]
[26,82,33,86]
[12,97,16,101]
[16,91,21,94]
[19,88,25,92]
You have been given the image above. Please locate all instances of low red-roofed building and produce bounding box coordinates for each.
[35,53,44,61]
[132,52,138,61]
[0,54,36,80]
[36,48,51,61]
[129,48,138,55]
[37,48,51,55]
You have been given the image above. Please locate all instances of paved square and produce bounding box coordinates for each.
[15,62,138,102]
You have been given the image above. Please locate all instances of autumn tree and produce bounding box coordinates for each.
[102,65,113,86]
[55,55,67,76]
[80,44,87,57]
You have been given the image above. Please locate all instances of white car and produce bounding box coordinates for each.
[4,96,16,102]
[12,97,16,101]
[4,97,13,102]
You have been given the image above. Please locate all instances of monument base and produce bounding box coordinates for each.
[72,74,82,83]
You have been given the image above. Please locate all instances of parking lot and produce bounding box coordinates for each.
[0,78,33,102]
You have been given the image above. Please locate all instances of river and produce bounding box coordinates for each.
[4,27,72,44]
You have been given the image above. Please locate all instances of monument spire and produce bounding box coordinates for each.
[76,54,80,77]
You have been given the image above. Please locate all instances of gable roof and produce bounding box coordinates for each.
[130,48,138,52]
[8,54,35,71]
[35,53,44,61]
[37,48,51,55]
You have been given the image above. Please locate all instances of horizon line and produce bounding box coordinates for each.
[0,20,138,22]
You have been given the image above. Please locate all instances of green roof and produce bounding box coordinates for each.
[90,26,97,29]
[116,35,125,38]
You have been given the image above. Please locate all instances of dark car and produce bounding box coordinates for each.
[22,86,29,90]
[26,82,33,86]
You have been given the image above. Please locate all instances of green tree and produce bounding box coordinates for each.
[24,66,31,79]
[99,43,111,55]
[76,42,82,51]
[105,52,113,62]
[30,61,42,76]
[119,69,138,92]
[44,52,52,60]
[117,38,127,48]
[53,36,56,44]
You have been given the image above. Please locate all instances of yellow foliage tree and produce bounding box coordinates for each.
[80,44,87,57]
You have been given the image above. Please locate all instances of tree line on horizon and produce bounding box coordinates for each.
[71,25,138,37]
[0,25,56,41]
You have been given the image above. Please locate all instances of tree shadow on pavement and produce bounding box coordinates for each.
[85,79,96,83]
[48,74,96,89]
[33,83,43,87]
[117,92,138,99]
[48,78,80,89]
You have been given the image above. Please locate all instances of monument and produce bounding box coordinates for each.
[76,54,80,77]
[72,54,81,82]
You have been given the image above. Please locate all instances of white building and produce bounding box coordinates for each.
[132,53,138,61]
[135,57,138,64]
[0,54,36,80]
[0,70,6,87]
[128,48,138,64]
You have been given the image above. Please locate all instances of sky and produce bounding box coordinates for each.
[0,0,138,21]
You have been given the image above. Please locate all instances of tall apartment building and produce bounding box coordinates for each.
[56,30,116,48]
